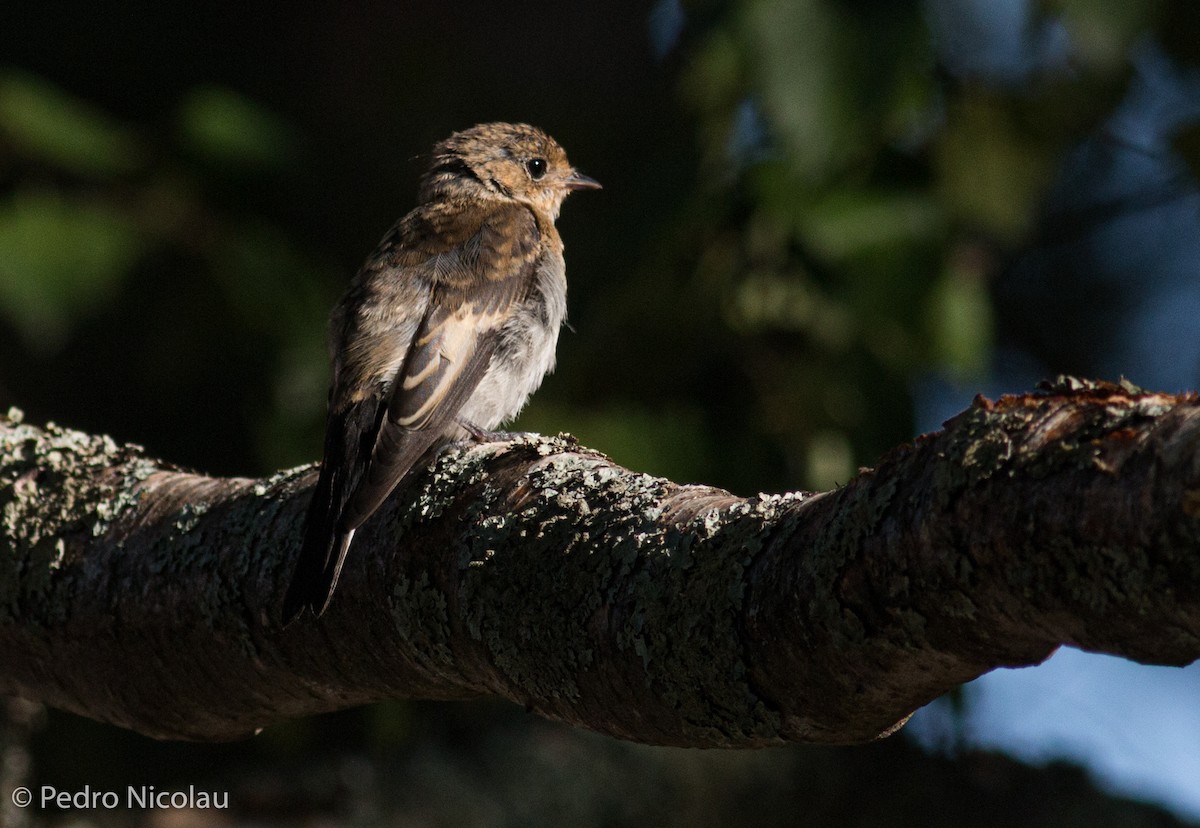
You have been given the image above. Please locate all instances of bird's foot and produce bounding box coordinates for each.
[459,420,537,443]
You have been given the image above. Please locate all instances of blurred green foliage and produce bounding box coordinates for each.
[0,70,333,472]
[0,189,143,348]
[651,0,1179,488]
[0,0,1186,493]
[176,85,298,172]
[0,71,145,177]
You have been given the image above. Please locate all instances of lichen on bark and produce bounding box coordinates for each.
[0,381,1199,745]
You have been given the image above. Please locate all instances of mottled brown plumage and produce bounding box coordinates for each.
[282,123,599,623]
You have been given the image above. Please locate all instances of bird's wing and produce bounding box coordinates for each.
[283,291,495,622]
[284,201,541,622]
[337,200,542,530]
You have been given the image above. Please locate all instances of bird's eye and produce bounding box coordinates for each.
[526,158,547,180]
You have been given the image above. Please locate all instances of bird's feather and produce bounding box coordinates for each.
[282,396,384,622]
[337,293,509,529]
[284,201,541,620]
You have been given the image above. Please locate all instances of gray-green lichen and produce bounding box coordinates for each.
[405,436,792,741]
[1,418,156,623]
[929,387,1179,510]
[7,387,1194,745]
[391,571,454,672]
[625,493,798,742]
[458,449,651,705]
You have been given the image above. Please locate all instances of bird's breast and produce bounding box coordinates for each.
[455,250,567,430]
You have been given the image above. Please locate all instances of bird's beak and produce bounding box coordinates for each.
[565,170,602,191]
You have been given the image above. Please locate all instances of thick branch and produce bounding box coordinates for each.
[1,378,1199,745]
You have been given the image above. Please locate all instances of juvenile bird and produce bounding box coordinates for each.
[282,122,599,623]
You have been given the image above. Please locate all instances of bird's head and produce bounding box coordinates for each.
[420,122,600,219]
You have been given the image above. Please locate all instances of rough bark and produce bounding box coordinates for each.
[0,377,1198,745]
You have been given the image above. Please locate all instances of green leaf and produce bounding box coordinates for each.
[0,188,145,349]
[800,190,945,261]
[805,428,854,490]
[0,71,145,177]
[740,0,864,182]
[936,89,1058,240]
[928,257,993,378]
[176,86,298,171]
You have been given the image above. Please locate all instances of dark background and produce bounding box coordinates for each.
[2,1,1199,825]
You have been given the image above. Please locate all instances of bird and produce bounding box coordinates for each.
[282,122,600,623]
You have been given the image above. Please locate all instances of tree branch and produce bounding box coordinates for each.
[1,378,1199,745]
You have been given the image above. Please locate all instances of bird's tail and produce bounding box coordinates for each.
[282,468,357,624]
[282,529,354,624]
[283,399,385,624]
